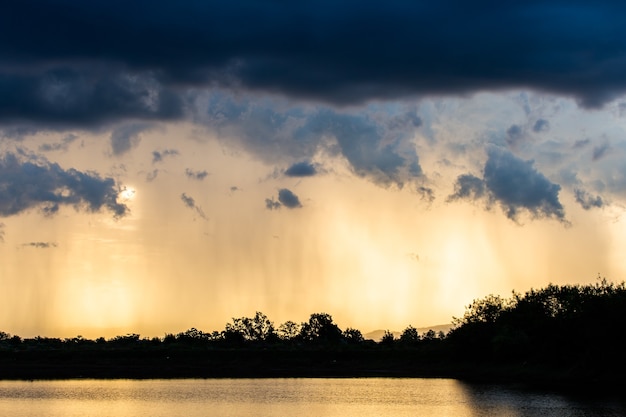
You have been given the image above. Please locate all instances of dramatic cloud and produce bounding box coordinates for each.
[483,148,566,222]
[574,189,604,210]
[202,94,321,161]
[2,0,626,131]
[185,168,209,181]
[296,110,421,186]
[202,96,422,186]
[152,149,179,164]
[277,188,302,209]
[180,192,207,220]
[0,68,183,128]
[22,242,58,249]
[448,174,488,203]
[449,148,566,222]
[284,161,317,177]
[0,151,128,218]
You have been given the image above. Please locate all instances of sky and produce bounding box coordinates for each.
[2,0,626,338]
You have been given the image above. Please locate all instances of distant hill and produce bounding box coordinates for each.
[364,324,453,342]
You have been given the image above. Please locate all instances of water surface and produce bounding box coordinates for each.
[0,378,623,417]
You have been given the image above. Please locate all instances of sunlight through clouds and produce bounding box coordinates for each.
[2,1,626,338]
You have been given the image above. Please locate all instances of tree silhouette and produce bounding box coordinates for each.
[448,279,626,366]
[299,313,343,344]
[400,326,420,345]
[277,321,301,341]
[343,327,364,344]
[224,311,275,342]
[381,330,395,346]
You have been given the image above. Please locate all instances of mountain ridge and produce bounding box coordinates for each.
[364,324,452,341]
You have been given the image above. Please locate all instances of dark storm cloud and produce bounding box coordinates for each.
[574,188,604,210]
[296,110,421,186]
[448,174,489,202]
[448,148,566,222]
[203,93,320,160]
[0,151,128,218]
[180,192,208,220]
[185,168,209,181]
[0,68,183,127]
[22,242,58,249]
[483,148,566,221]
[2,0,626,129]
[277,189,302,209]
[203,96,422,186]
[284,161,317,177]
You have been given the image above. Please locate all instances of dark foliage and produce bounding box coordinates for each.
[1,279,625,388]
[447,278,626,379]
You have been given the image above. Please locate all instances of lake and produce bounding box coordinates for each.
[0,378,624,416]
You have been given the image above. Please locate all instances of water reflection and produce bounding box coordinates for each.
[458,382,626,417]
[0,378,623,417]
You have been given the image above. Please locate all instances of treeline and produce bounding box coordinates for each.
[1,279,625,385]
[0,311,447,352]
[447,278,626,368]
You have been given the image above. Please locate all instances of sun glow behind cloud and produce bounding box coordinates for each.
[119,186,136,201]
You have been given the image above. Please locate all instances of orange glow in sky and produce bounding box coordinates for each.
[2,3,626,339]
[2,98,625,339]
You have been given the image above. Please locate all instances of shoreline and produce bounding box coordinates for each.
[0,349,620,395]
